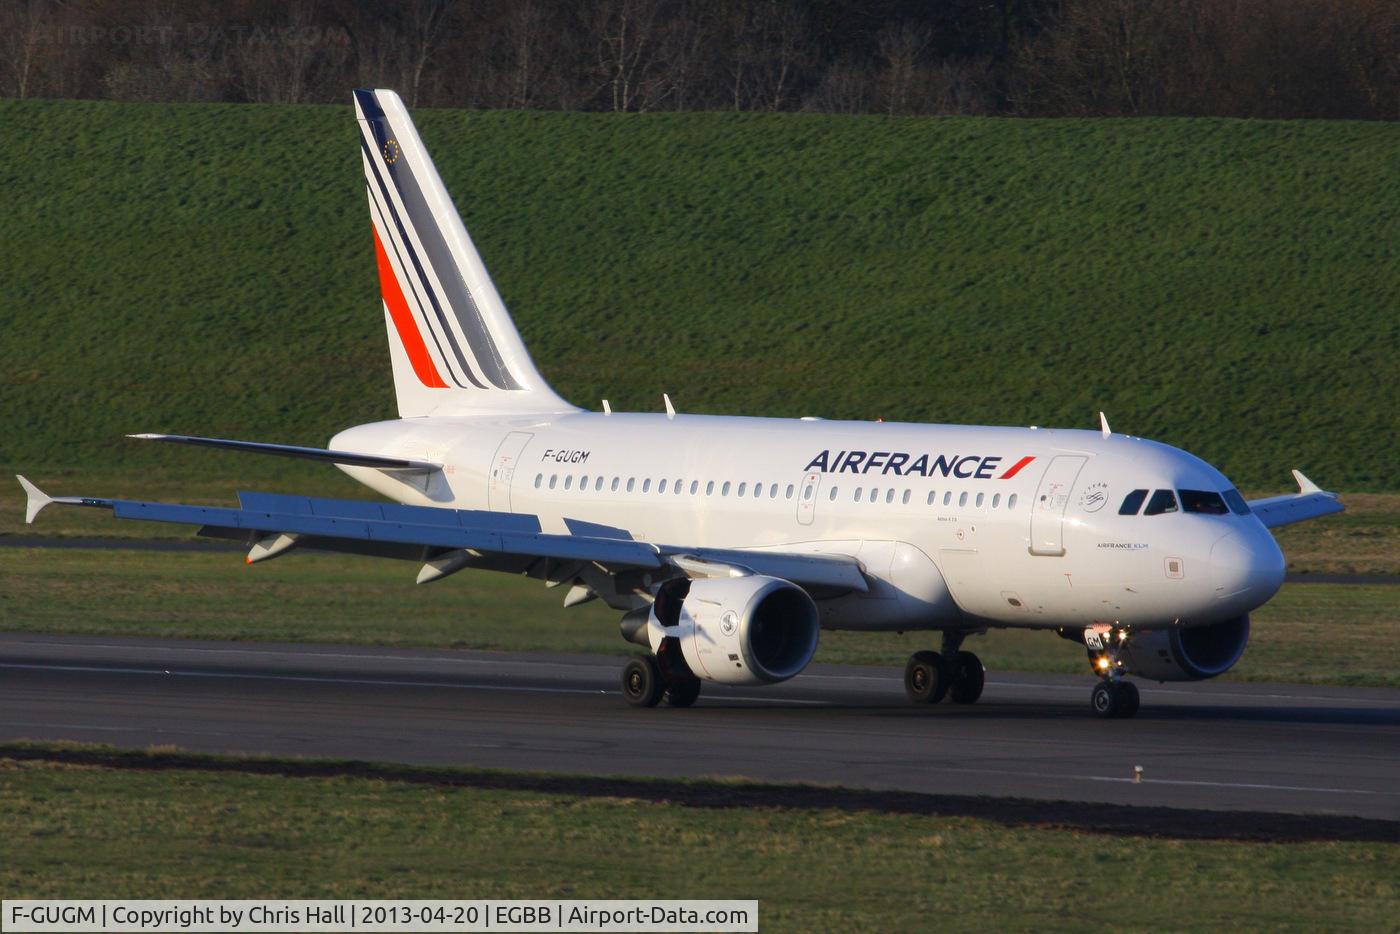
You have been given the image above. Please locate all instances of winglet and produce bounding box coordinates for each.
[16,475,53,524]
[663,393,676,420]
[1291,469,1327,496]
[1099,411,1111,439]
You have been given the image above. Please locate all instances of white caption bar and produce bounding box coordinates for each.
[1,901,758,933]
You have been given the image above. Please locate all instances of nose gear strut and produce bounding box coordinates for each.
[1084,625,1140,718]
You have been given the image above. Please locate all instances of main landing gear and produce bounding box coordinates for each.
[1085,625,1140,719]
[621,639,702,708]
[904,631,985,705]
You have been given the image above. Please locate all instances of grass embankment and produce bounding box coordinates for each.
[2,547,1395,687]
[1,748,1395,930]
[1,99,1397,491]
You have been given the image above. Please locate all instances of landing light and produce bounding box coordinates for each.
[1096,657,1111,670]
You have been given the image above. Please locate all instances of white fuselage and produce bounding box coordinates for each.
[331,412,1286,634]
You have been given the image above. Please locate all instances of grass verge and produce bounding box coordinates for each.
[1,743,1396,930]
[0,547,1396,687]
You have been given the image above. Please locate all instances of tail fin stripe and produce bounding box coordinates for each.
[372,224,450,389]
[365,168,484,390]
[354,92,522,391]
[361,141,486,390]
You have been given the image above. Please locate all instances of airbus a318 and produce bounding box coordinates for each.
[18,89,1344,718]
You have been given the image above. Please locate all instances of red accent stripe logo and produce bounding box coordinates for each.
[372,226,448,389]
[998,455,1036,479]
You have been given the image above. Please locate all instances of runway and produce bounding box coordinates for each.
[2,633,1398,822]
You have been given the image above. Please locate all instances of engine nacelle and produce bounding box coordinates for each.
[646,576,820,686]
[1118,615,1250,682]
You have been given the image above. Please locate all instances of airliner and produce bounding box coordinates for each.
[17,89,1344,718]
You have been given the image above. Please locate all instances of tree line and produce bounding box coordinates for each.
[4,0,1398,120]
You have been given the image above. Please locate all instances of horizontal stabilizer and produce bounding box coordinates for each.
[128,434,439,472]
[1247,470,1344,529]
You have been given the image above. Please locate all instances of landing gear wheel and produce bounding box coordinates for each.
[622,656,664,707]
[665,678,702,708]
[1091,681,1119,718]
[1116,680,1140,718]
[948,651,985,704]
[904,650,948,704]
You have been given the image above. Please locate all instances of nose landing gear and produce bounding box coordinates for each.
[1085,625,1140,718]
[904,631,985,706]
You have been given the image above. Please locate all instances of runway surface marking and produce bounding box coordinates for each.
[3,634,1397,821]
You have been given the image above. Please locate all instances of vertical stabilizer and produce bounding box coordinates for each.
[353,88,575,417]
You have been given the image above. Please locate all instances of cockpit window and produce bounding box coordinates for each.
[1179,489,1230,515]
[1143,489,1178,516]
[1222,488,1251,516]
[1118,489,1149,515]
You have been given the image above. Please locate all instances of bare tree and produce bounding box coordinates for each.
[1,0,53,99]
[876,22,931,116]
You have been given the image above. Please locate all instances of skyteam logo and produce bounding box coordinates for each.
[804,450,1035,479]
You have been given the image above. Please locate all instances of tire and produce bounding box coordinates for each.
[949,651,985,704]
[622,657,664,707]
[1116,680,1140,718]
[1091,681,1119,718]
[665,678,702,708]
[904,650,947,704]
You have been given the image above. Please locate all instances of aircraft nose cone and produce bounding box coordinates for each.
[1210,529,1285,610]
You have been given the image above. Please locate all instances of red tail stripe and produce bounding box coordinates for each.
[372,226,448,389]
[999,455,1036,479]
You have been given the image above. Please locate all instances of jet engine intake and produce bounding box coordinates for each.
[1118,615,1250,682]
[647,575,820,686]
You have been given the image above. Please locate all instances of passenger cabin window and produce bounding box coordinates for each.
[902,490,911,505]
[1179,489,1229,515]
[690,480,699,495]
[1119,489,1149,515]
[1223,488,1251,515]
[1143,489,1178,515]
[829,487,838,501]
[785,484,795,499]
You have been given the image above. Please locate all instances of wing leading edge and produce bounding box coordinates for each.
[1247,470,1344,529]
[15,479,868,594]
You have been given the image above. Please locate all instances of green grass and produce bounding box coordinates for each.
[2,751,1395,930]
[1,99,1398,491]
[3,547,1395,687]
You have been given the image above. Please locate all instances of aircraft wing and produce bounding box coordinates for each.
[15,479,868,594]
[1247,470,1345,529]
